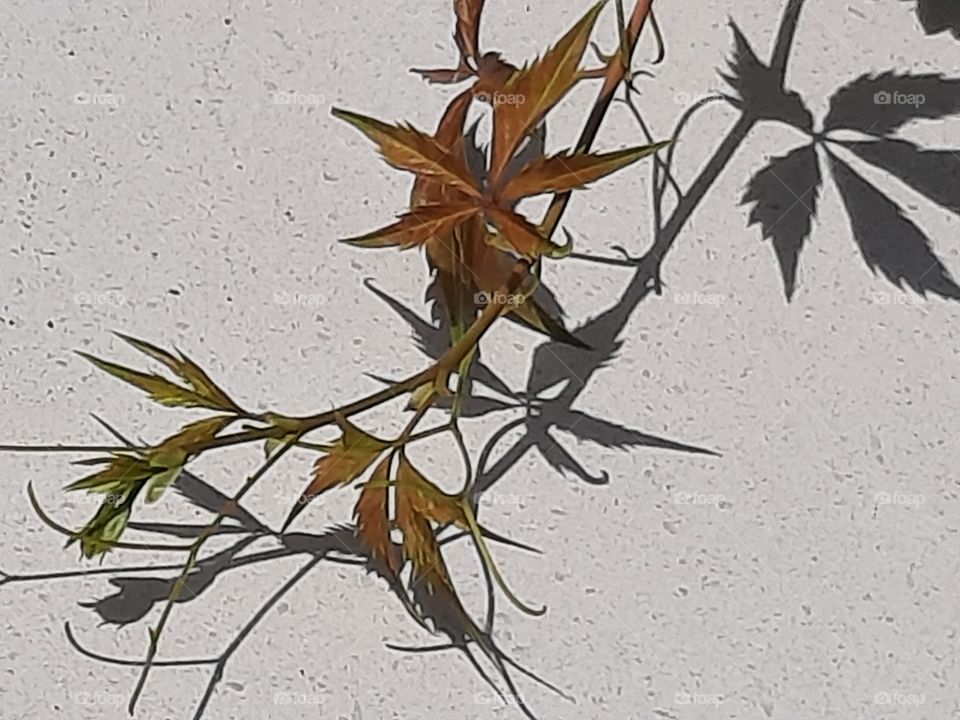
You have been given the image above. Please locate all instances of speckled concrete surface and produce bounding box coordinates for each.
[2,2,959,719]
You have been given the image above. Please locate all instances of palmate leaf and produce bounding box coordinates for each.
[332,108,480,198]
[823,72,960,135]
[496,142,670,202]
[827,149,960,300]
[489,1,605,182]
[838,138,960,217]
[741,143,822,300]
[341,202,480,249]
[282,414,389,531]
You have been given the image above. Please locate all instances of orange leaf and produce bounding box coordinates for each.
[410,65,474,85]
[282,415,388,531]
[396,455,464,527]
[332,108,480,198]
[411,90,476,209]
[489,1,605,182]
[497,142,670,202]
[454,0,485,64]
[483,205,553,258]
[354,456,399,572]
[341,202,480,249]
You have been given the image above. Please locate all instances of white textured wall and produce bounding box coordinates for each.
[1,1,958,719]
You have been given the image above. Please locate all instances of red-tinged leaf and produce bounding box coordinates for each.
[341,203,480,249]
[395,480,443,580]
[497,142,670,202]
[154,415,236,453]
[489,1,605,182]
[411,65,475,85]
[354,456,399,572]
[282,415,389,531]
[332,108,480,198]
[411,90,476,209]
[454,0,486,63]
[473,52,519,99]
[396,455,464,527]
[483,205,553,259]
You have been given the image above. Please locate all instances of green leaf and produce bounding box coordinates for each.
[114,333,241,412]
[76,352,214,409]
[145,466,183,503]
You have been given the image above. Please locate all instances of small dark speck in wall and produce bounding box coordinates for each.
[168,288,181,296]
[224,17,232,25]
[47,320,54,329]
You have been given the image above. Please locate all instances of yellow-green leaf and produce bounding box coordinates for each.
[77,352,214,409]
[114,334,240,412]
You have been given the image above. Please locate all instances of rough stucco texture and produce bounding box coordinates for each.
[1,1,959,719]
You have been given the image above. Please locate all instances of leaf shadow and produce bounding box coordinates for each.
[914,0,960,39]
[729,6,960,300]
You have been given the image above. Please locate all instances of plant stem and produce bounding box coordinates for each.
[539,0,656,238]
